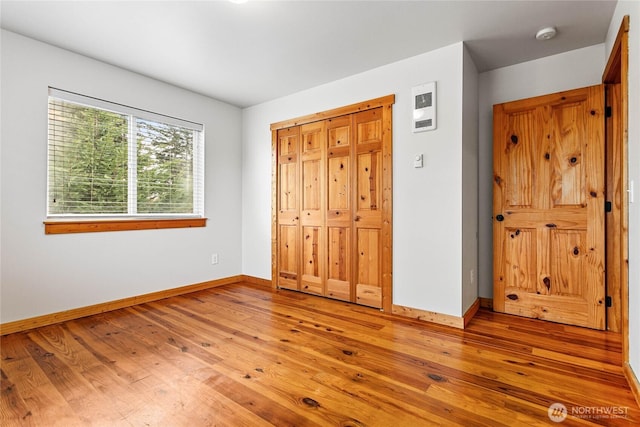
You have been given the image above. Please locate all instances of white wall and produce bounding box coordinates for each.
[606,0,640,380]
[242,42,476,318]
[0,30,243,323]
[477,44,606,299]
[461,45,479,313]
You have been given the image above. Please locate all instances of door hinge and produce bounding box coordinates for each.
[605,106,612,117]
[606,296,612,307]
[605,200,612,212]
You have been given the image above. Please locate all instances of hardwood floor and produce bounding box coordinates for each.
[1,283,638,426]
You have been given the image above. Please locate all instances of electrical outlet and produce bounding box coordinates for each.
[211,253,219,265]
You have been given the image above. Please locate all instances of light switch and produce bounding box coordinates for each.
[413,154,423,168]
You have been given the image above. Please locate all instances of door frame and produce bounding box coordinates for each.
[270,95,395,312]
[602,16,629,356]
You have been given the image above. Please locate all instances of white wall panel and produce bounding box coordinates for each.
[242,43,471,317]
[0,30,243,323]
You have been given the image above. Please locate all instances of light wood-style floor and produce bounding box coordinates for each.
[1,283,639,426]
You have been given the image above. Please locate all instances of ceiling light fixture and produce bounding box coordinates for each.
[536,27,557,41]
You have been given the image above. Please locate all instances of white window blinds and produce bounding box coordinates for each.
[47,88,204,217]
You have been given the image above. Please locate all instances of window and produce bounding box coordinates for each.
[47,88,204,231]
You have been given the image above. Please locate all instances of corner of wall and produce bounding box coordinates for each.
[461,45,479,313]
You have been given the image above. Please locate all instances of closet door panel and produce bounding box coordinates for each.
[355,151,383,227]
[278,225,299,290]
[302,160,321,211]
[276,127,300,290]
[327,226,351,301]
[328,156,350,212]
[300,122,325,295]
[301,122,325,225]
[353,108,384,308]
[356,228,382,307]
[279,163,298,212]
[278,127,299,221]
[326,115,353,301]
[301,225,323,295]
[327,116,352,222]
[328,118,351,149]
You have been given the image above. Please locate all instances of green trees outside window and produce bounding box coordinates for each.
[47,93,202,217]
[136,118,194,214]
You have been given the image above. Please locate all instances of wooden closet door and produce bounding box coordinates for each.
[276,127,300,291]
[353,108,384,308]
[326,115,353,302]
[300,122,326,295]
[272,95,394,311]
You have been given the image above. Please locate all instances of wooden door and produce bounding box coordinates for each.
[300,121,326,295]
[326,115,353,302]
[493,85,606,329]
[276,126,300,291]
[353,109,384,308]
[272,95,394,312]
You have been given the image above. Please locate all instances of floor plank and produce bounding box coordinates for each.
[1,283,639,426]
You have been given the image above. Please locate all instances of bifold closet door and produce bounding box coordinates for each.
[326,115,353,302]
[353,108,384,308]
[272,95,394,311]
[276,126,300,291]
[300,122,326,296]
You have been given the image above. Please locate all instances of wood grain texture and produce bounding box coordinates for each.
[352,108,386,309]
[605,83,622,332]
[301,121,326,297]
[479,297,493,310]
[624,363,640,409]
[602,15,629,83]
[0,276,244,336]
[272,97,393,310]
[617,16,630,362]
[271,129,279,293]
[239,275,272,288]
[493,85,606,329]
[44,218,206,235]
[2,283,638,426]
[380,102,393,313]
[276,127,302,291]
[463,298,480,327]
[270,95,395,131]
[392,299,480,330]
[602,15,629,359]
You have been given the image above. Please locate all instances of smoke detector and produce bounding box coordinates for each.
[536,27,557,41]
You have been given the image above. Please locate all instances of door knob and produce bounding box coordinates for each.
[496,214,505,222]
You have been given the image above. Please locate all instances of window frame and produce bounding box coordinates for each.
[45,88,206,234]
[43,217,207,234]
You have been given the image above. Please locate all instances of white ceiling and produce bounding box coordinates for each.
[0,0,617,107]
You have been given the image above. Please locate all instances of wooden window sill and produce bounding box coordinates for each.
[44,218,207,235]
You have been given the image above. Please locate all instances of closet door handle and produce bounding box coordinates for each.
[354,216,361,222]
